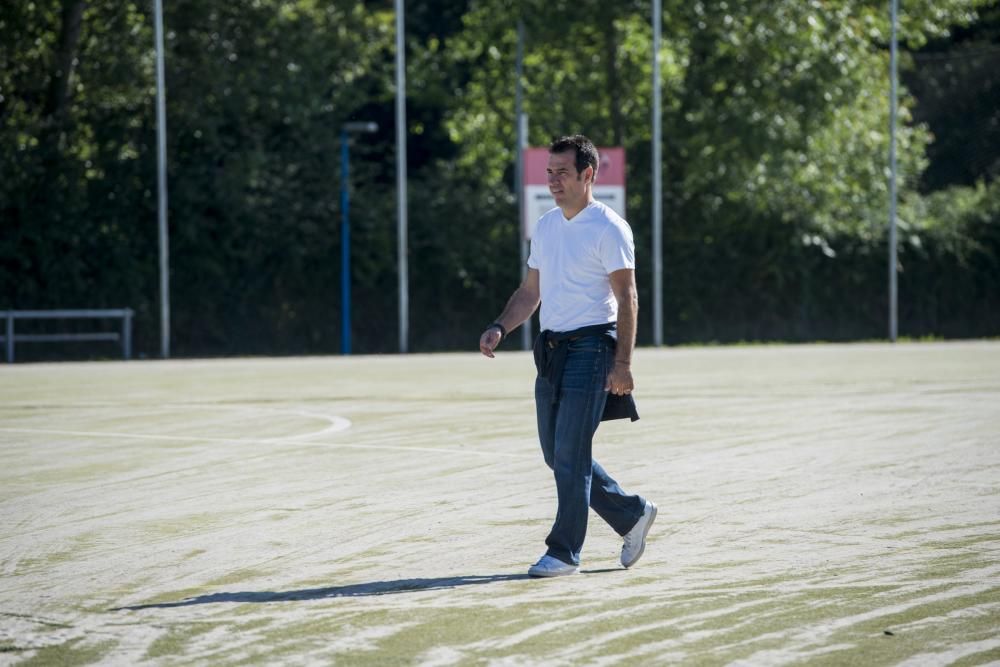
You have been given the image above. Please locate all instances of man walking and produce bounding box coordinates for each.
[479,135,656,577]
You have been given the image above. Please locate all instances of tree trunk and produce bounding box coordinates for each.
[33,0,87,209]
[42,0,86,131]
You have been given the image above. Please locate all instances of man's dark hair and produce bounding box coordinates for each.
[549,135,599,181]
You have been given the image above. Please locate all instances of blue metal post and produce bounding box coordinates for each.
[340,131,352,355]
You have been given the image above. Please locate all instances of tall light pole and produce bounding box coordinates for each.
[515,19,531,351]
[395,0,409,353]
[652,0,664,347]
[888,0,900,342]
[154,0,170,358]
[340,121,378,355]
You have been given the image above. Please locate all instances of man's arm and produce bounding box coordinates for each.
[606,268,638,394]
[479,268,541,358]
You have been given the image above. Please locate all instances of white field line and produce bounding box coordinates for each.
[1,405,349,442]
[0,426,534,459]
[1,403,534,458]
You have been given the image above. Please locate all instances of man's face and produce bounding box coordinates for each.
[547,150,592,209]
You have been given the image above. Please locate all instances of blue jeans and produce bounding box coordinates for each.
[535,335,645,566]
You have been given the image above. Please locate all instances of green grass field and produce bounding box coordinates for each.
[1,342,999,665]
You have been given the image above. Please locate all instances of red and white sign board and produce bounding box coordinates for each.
[522,147,626,239]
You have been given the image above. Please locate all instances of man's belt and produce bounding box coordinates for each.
[533,323,639,422]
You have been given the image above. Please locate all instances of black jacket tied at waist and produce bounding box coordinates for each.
[533,323,640,422]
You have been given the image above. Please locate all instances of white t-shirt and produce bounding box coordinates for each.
[527,200,635,333]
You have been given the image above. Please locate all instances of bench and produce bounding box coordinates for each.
[1,309,134,362]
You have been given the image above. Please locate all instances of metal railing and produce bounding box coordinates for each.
[1,309,134,363]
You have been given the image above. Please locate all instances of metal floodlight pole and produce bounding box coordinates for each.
[340,122,378,356]
[888,0,900,343]
[652,0,664,346]
[395,0,409,353]
[516,19,531,351]
[154,0,170,358]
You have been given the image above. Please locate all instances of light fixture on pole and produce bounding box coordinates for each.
[340,121,378,355]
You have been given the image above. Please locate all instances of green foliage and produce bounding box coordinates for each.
[158,1,395,354]
[903,179,1000,262]
[1,0,997,358]
[433,0,998,344]
[1,0,396,355]
[905,3,1000,190]
[1,1,157,324]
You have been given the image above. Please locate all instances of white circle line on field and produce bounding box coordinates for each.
[0,425,346,446]
[279,410,353,439]
[0,403,352,442]
[0,427,534,459]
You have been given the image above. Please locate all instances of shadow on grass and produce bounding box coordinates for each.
[115,569,621,611]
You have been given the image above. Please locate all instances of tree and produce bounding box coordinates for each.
[427,0,995,342]
[1,1,399,356]
[2,0,997,357]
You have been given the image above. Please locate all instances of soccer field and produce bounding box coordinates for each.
[1,342,998,665]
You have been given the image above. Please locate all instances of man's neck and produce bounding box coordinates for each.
[560,195,594,221]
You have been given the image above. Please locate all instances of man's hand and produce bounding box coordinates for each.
[606,362,634,395]
[607,268,637,396]
[480,271,540,359]
[479,326,503,358]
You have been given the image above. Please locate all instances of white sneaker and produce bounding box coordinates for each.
[527,554,579,578]
[621,500,657,568]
